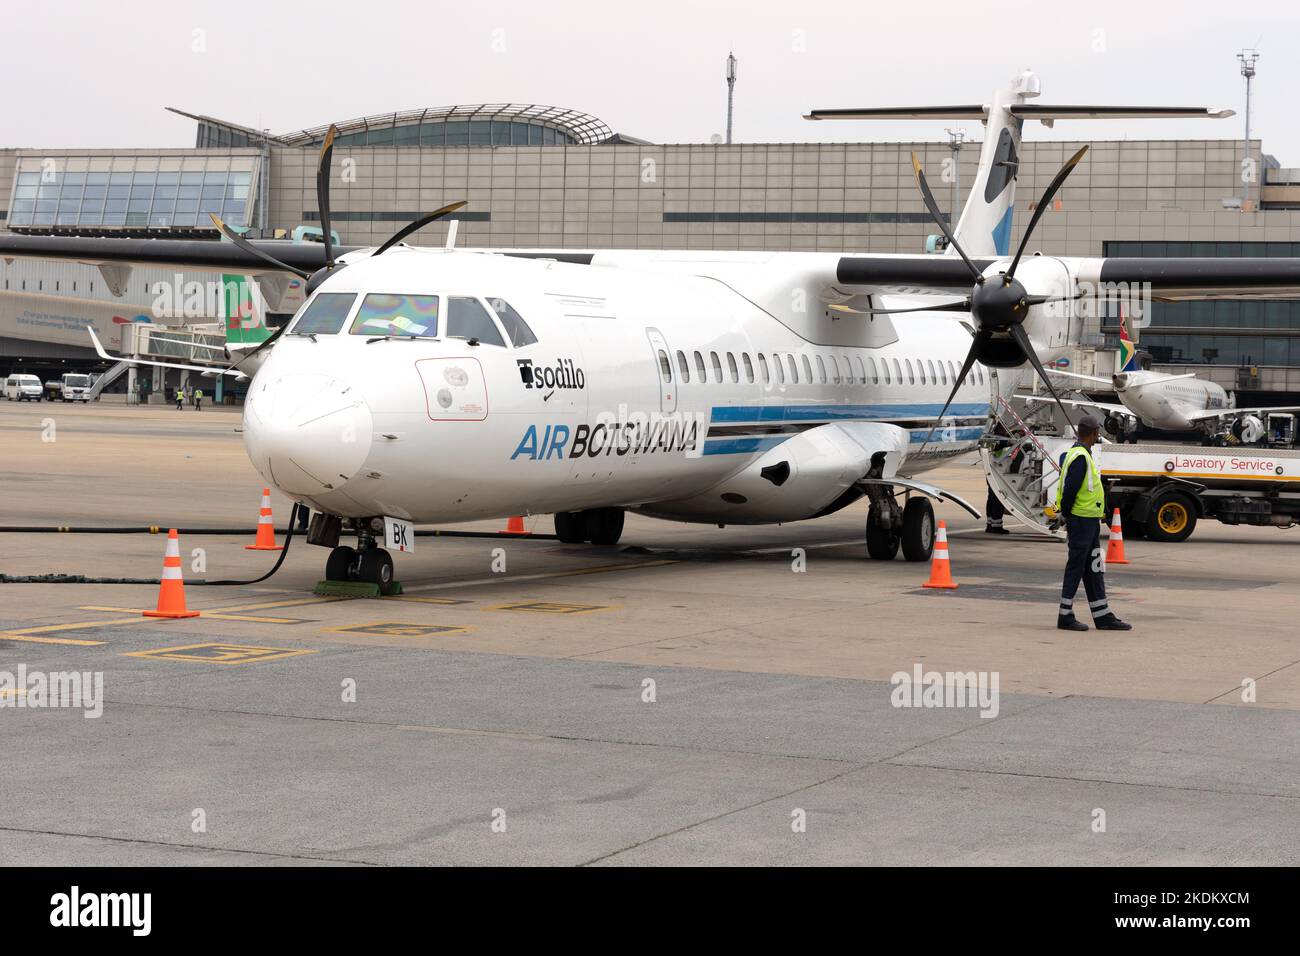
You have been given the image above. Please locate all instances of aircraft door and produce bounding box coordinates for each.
[645,327,677,413]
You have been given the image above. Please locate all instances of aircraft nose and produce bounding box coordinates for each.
[243,373,374,495]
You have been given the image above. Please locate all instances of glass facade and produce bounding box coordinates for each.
[8,157,258,229]
[310,120,574,148]
[1105,241,1300,367]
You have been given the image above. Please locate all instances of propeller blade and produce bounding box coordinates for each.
[914,330,988,459]
[224,322,286,374]
[828,298,970,316]
[209,215,311,280]
[1006,145,1089,279]
[316,124,339,270]
[909,151,982,282]
[372,201,469,257]
[1010,324,1075,435]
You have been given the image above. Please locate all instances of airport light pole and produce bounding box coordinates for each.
[725,52,737,145]
[1238,49,1258,211]
[945,128,968,225]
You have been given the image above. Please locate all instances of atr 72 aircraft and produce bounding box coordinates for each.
[4,70,1300,593]
[1033,315,1300,442]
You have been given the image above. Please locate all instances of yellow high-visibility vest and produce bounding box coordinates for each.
[1055,444,1104,518]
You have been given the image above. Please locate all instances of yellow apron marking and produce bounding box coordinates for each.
[383,595,473,605]
[325,622,469,637]
[79,605,302,625]
[489,601,612,615]
[125,643,317,665]
[0,634,108,646]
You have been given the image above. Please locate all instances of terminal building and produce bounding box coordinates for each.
[3,102,1300,399]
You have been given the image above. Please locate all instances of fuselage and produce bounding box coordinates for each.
[241,248,998,525]
[1115,371,1231,431]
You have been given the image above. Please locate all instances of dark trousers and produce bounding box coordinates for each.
[985,482,1006,526]
[1059,515,1110,620]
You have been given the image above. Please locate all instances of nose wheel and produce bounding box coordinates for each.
[324,542,397,595]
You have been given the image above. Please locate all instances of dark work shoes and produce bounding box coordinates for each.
[1057,616,1088,631]
[985,525,1011,535]
[1094,615,1133,631]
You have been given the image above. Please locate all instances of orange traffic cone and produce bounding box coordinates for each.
[922,520,959,589]
[500,515,527,534]
[143,529,200,618]
[245,487,283,551]
[1105,508,1130,565]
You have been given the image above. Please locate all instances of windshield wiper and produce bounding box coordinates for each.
[287,331,318,341]
[366,335,426,344]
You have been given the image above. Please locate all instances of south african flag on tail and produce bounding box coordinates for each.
[1117,310,1139,372]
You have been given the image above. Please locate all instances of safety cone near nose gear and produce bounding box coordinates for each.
[1105,509,1130,565]
[245,488,284,551]
[143,529,200,618]
[922,520,959,590]
[500,515,527,534]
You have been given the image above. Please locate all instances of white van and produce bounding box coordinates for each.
[60,373,93,402]
[3,374,44,401]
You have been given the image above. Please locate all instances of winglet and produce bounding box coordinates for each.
[87,325,113,361]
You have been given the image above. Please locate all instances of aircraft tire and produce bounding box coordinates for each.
[325,545,357,581]
[586,508,625,546]
[865,506,900,560]
[554,511,587,544]
[359,547,396,594]
[900,497,936,562]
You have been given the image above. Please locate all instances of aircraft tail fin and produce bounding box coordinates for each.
[221,274,273,348]
[1117,310,1140,372]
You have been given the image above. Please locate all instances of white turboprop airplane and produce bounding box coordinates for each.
[6,70,1300,593]
[1027,313,1300,442]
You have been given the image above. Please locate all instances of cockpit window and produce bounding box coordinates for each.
[349,293,440,337]
[486,297,538,347]
[293,292,357,335]
[446,296,505,347]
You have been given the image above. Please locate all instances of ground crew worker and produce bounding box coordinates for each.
[194,387,203,411]
[175,386,184,410]
[985,482,1009,535]
[1048,415,1131,632]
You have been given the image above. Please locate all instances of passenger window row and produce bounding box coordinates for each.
[660,347,987,390]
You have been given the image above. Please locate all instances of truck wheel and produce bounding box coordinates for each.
[1146,492,1197,543]
[900,497,935,562]
[865,505,900,560]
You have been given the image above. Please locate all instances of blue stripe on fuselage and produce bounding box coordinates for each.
[709,403,990,424]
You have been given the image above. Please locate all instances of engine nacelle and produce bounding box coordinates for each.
[636,423,910,525]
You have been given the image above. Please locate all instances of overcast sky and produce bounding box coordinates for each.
[5,0,1296,161]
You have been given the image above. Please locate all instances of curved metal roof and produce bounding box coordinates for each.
[278,104,614,146]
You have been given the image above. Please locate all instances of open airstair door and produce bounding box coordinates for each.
[982,393,1072,538]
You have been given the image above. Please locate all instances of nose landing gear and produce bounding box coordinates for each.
[323,524,397,594]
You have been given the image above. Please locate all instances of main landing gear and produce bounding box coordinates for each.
[864,489,934,562]
[554,507,625,546]
[323,522,396,594]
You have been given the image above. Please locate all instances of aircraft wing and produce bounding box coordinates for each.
[1183,405,1300,423]
[1047,369,1113,387]
[87,328,246,379]
[1085,258,1300,302]
[1023,395,1134,419]
[0,233,357,275]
